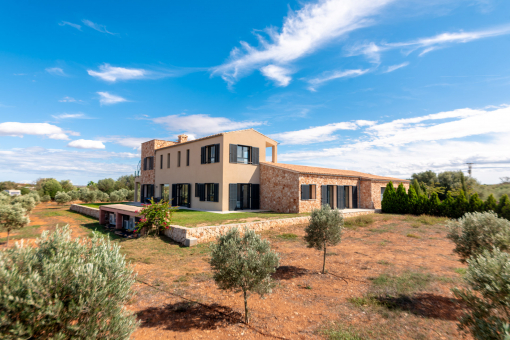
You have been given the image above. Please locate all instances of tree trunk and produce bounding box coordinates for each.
[5,230,9,247]
[322,243,327,274]
[243,289,249,324]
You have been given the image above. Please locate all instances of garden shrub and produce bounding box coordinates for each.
[395,183,409,214]
[440,192,455,218]
[428,192,441,216]
[484,194,498,212]
[452,248,510,340]
[381,181,396,213]
[453,190,469,219]
[407,186,418,215]
[447,212,510,263]
[55,191,72,205]
[79,187,90,201]
[210,227,279,323]
[415,194,429,215]
[0,226,138,339]
[304,204,343,274]
[469,193,484,213]
[85,190,98,203]
[109,191,121,202]
[497,194,510,219]
[136,198,176,236]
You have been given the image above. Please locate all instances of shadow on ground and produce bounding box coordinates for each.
[137,302,242,332]
[376,293,464,320]
[272,265,309,280]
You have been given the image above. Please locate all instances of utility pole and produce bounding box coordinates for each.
[466,163,474,177]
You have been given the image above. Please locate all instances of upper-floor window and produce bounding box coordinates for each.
[178,151,181,167]
[229,144,259,165]
[167,153,170,168]
[160,155,163,169]
[186,149,190,166]
[301,184,317,200]
[201,144,220,164]
[143,156,154,170]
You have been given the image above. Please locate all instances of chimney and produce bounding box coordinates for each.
[177,134,188,143]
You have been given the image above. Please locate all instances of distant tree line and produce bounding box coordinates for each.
[382,181,510,220]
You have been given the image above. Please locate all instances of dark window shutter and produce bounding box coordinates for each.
[171,184,177,206]
[251,184,260,209]
[229,184,237,210]
[201,147,205,164]
[160,155,163,169]
[252,147,259,165]
[229,144,237,163]
[301,184,309,200]
[195,183,199,197]
[186,184,191,207]
[199,184,205,201]
[215,144,220,163]
[321,185,328,206]
[337,186,345,209]
[149,157,153,170]
[143,158,147,170]
[352,185,358,208]
[214,183,219,202]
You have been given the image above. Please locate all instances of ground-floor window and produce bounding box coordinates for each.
[229,183,260,210]
[172,183,191,207]
[321,185,335,208]
[141,184,154,203]
[337,185,358,209]
[161,184,170,201]
[301,184,317,200]
[195,183,219,202]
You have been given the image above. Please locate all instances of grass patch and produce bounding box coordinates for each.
[454,267,466,275]
[320,324,365,340]
[277,233,299,240]
[79,202,131,209]
[369,271,434,297]
[406,233,420,239]
[344,215,374,229]
[377,260,392,266]
[348,296,381,307]
[0,225,42,243]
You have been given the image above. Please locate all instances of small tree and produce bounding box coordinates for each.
[469,193,484,213]
[411,178,424,197]
[407,186,418,215]
[0,226,138,338]
[304,205,343,274]
[59,179,75,192]
[497,195,510,218]
[428,192,441,216]
[484,194,498,212]
[135,198,176,236]
[395,183,409,214]
[28,192,40,204]
[55,191,72,205]
[40,194,51,203]
[381,181,396,213]
[447,212,510,263]
[210,227,279,324]
[440,192,455,217]
[453,190,469,218]
[68,190,80,202]
[415,194,429,215]
[11,195,36,213]
[41,178,63,199]
[97,178,116,194]
[452,248,510,339]
[0,203,30,246]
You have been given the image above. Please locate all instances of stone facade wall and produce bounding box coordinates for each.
[70,204,99,219]
[140,139,175,185]
[359,179,373,209]
[299,174,359,213]
[260,164,300,213]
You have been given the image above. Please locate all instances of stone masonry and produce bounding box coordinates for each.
[141,139,175,186]
[260,164,300,213]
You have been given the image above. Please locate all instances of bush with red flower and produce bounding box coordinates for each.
[135,198,176,236]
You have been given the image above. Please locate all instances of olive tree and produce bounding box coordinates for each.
[304,204,343,274]
[0,226,138,339]
[55,191,72,205]
[210,228,279,324]
[40,194,51,203]
[447,212,510,263]
[452,248,510,339]
[11,196,36,214]
[0,203,30,246]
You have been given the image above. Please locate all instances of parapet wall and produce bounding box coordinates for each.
[70,204,100,219]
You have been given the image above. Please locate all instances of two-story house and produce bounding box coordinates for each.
[134,128,409,213]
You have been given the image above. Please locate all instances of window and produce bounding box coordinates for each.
[201,144,220,164]
[143,157,154,170]
[229,144,259,165]
[186,149,190,166]
[301,184,316,200]
[178,151,181,167]
[160,155,163,169]
[196,183,219,202]
[167,153,170,168]
[381,187,385,201]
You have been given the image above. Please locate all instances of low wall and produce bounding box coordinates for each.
[70,204,100,219]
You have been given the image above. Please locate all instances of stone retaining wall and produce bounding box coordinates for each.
[70,204,100,219]
[164,209,378,246]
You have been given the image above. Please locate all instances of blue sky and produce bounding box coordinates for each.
[1,0,510,185]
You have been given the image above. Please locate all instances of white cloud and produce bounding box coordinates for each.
[277,105,510,183]
[307,68,370,91]
[59,96,84,103]
[213,0,395,86]
[100,136,154,150]
[88,63,147,82]
[351,24,510,61]
[0,122,76,140]
[45,67,66,76]
[82,19,116,35]
[58,21,82,30]
[260,65,292,86]
[67,139,105,149]
[52,113,90,119]
[97,92,128,105]
[152,113,265,137]
[270,120,375,145]
[384,62,409,73]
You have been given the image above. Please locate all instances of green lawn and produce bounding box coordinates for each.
[80,202,132,209]
[170,209,308,228]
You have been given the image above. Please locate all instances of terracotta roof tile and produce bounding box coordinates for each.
[261,162,409,182]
